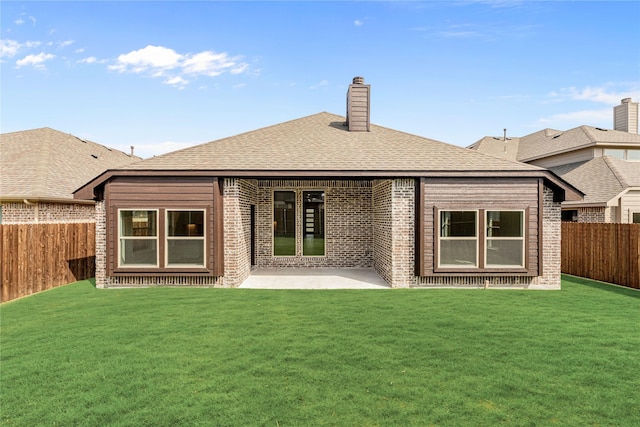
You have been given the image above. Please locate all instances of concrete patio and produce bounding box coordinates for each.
[239,268,390,289]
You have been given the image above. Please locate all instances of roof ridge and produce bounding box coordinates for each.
[602,156,628,188]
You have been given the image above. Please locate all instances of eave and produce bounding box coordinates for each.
[74,168,583,203]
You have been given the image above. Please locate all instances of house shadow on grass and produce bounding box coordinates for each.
[562,274,639,298]
[67,256,96,283]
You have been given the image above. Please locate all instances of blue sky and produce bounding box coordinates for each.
[2,1,639,159]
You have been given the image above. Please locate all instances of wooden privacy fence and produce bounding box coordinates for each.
[0,223,96,302]
[562,222,640,289]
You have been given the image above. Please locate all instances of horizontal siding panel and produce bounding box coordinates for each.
[421,177,540,276]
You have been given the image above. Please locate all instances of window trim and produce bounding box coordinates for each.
[117,208,160,269]
[113,206,213,275]
[165,209,206,268]
[434,207,529,274]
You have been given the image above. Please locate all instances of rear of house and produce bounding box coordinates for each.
[75,77,581,289]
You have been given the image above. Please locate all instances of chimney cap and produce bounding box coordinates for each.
[352,76,365,85]
[621,98,632,103]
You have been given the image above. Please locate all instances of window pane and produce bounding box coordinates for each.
[440,240,477,267]
[628,150,640,161]
[633,213,640,224]
[604,149,625,159]
[274,191,296,256]
[120,240,157,266]
[168,211,204,237]
[120,210,157,237]
[486,240,524,267]
[487,211,523,237]
[303,191,325,256]
[167,239,205,265]
[441,211,476,237]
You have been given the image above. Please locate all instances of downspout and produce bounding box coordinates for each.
[23,199,39,223]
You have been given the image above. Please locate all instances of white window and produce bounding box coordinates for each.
[486,210,525,268]
[439,210,478,268]
[437,209,526,270]
[118,210,158,267]
[166,210,206,267]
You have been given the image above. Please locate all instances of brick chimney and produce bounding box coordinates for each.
[613,98,639,134]
[346,76,370,132]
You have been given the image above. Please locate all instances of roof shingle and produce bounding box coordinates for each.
[1,127,139,201]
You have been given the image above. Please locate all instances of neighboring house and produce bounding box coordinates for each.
[0,127,139,224]
[75,77,581,289]
[469,98,640,223]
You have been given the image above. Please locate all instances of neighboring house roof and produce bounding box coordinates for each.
[551,156,640,206]
[469,126,640,163]
[468,136,521,162]
[1,127,139,203]
[75,112,582,202]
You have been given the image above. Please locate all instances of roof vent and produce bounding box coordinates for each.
[346,76,370,132]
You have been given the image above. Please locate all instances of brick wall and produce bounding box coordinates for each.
[223,178,257,287]
[372,180,393,284]
[372,179,416,287]
[1,201,95,224]
[577,207,606,223]
[256,180,373,269]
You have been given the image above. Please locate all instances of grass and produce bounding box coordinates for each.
[1,275,638,426]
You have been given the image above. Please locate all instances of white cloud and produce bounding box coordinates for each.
[16,52,55,70]
[109,45,250,88]
[58,40,75,48]
[0,40,21,58]
[538,108,611,126]
[78,56,99,64]
[549,85,638,105]
[164,75,189,87]
[110,45,182,74]
[29,16,36,26]
[354,19,364,27]
[310,79,329,89]
[15,18,25,25]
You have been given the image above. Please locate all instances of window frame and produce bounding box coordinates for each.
[165,209,207,268]
[435,207,528,273]
[437,210,479,268]
[114,206,213,274]
[117,208,160,269]
[485,209,526,269]
[272,189,327,258]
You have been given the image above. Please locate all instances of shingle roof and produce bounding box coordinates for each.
[549,156,640,205]
[468,136,521,162]
[517,126,640,162]
[1,127,139,201]
[470,126,640,163]
[123,112,541,172]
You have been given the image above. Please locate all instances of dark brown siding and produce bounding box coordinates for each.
[418,177,540,276]
[106,176,220,276]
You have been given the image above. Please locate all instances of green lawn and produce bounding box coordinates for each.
[1,275,638,426]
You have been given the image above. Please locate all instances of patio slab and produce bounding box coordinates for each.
[239,268,390,289]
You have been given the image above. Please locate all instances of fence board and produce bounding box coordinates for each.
[562,222,640,288]
[0,223,96,303]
